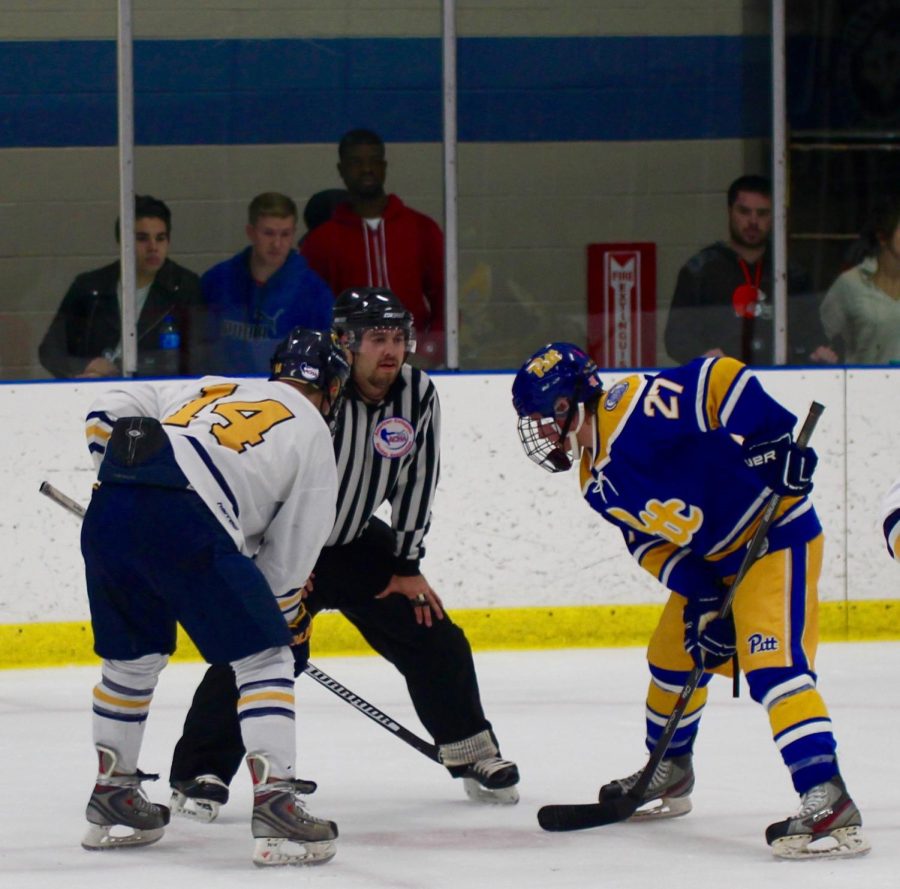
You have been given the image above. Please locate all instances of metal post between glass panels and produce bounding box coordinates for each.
[117,0,137,377]
[442,0,460,369]
[771,0,787,366]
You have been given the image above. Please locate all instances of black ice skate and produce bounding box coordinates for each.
[82,746,170,850]
[599,753,694,820]
[765,776,871,859]
[170,774,230,823]
[440,729,520,804]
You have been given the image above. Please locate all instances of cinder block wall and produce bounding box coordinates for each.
[0,1,770,378]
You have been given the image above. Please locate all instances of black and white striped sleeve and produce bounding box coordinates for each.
[326,366,440,575]
[390,372,440,573]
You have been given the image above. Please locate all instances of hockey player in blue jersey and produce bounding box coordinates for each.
[512,343,869,860]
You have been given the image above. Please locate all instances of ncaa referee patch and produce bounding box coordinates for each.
[373,417,415,459]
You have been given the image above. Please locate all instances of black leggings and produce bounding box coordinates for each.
[170,519,491,785]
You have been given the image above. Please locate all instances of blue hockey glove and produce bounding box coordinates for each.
[742,432,818,496]
[683,590,736,670]
[290,638,310,677]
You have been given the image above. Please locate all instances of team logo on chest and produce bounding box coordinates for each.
[606,498,703,546]
[373,416,415,459]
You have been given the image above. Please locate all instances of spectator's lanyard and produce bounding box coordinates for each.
[733,258,763,319]
[739,258,762,289]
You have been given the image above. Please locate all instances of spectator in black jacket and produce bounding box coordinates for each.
[39,195,204,378]
[664,176,838,367]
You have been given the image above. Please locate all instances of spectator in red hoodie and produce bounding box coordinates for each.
[300,128,445,365]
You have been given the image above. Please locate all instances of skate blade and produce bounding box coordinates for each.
[463,777,520,805]
[628,795,692,821]
[252,837,336,866]
[770,826,872,860]
[81,823,165,850]
[169,790,221,823]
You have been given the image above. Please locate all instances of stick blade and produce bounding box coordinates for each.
[537,794,639,831]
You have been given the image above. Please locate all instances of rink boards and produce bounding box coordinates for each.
[2,367,899,666]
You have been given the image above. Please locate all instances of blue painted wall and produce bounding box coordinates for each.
[0,36,772,147]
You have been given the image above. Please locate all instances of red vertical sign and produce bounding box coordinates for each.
[587,243,657,368]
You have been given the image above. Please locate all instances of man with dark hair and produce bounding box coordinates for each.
[168,287,519,822]
[39,195,204,378]
[664,175,837,367]
[201,192,333,374]
[726,173,771,207]
[300,129,445,365]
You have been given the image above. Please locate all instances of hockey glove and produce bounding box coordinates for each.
[742,432,818,496]
[683,590,736,670]
[288,602,312,677]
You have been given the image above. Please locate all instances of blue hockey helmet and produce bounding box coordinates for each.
[511,342,604,472]
[270,327,351,431]
[332,287,416,353]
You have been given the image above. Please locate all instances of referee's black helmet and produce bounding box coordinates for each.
[333,287,416,353]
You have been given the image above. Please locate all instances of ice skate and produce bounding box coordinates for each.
[766,776,871,860]
[82,746,170,850]
[458,756,520,804]
[599,753,694,820]
[440,730,520,804]
[247,754,337,867]
[170,774,230,823]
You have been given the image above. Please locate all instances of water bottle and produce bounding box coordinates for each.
[157,314,181,376]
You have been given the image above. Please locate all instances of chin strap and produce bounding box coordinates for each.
[547,399,586,472]
[565,403,586,465]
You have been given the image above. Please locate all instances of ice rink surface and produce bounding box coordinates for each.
[0,643,896,888]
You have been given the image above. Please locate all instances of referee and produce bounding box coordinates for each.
[169,288,520,819]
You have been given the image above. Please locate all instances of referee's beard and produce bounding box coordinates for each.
[354,358,401,403]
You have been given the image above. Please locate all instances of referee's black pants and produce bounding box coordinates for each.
[170,519,492,786]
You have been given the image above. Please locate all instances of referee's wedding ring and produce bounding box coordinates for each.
[414,594,428,605]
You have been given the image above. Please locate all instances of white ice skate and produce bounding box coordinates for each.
[247,753,337,867]
[82,746,170,850]
[599,753,694,820]
[766,776,871,860]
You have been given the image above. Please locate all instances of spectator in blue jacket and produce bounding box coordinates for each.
[201,192,333,374]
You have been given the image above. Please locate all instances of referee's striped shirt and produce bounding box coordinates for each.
[326,364,440,573]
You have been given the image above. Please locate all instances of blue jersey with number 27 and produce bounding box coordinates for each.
[579,356,821,604]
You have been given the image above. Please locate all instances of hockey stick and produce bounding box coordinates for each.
[303,663,439,761]
[537,400,825,832]
[39,480,87,518]
[38,480,441,764]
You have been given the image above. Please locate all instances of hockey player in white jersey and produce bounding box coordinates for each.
[79,328,349,867]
